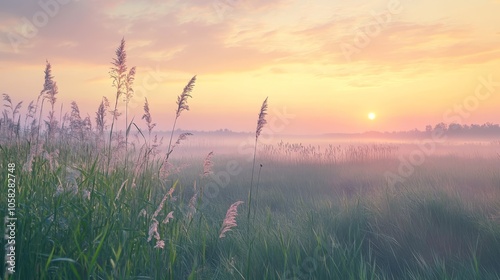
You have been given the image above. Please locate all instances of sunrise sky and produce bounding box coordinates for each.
[1,0,499,135]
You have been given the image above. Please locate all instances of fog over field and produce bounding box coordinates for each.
[167,131,500,159]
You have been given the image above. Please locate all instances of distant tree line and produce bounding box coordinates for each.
[426,122,500,137]
[377,122,500,139]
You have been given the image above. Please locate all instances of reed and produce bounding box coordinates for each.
[247,97,268,237]
[108,38,128,166]
[219,201,244,238]
[95,96,109,137]
[164,75,196,163]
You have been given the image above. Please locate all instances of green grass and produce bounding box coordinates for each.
[1,136,500,279]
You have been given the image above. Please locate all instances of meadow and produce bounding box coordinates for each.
[1,40,500,279]
[1,130,500,279]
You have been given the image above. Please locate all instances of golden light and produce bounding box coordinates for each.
[368,112,376,120]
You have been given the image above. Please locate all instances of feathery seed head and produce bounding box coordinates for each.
[41,60,54,97]
[219,201,244,238]
[142,97,156,134]
[202,151,214,178]
[256,97,268,140]
[175,75,196,118]
[175,132,193,145]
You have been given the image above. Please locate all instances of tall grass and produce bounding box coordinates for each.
[165,75,196,163]
[247,97,268,232]
[108,38,136,163]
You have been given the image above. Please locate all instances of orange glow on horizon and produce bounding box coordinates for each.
[0,1,499,135]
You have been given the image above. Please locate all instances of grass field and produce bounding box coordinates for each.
[1,130,500,279]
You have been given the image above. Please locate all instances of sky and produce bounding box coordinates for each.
[1,0,499,135]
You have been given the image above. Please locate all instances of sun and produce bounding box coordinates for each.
[368,112,376,120]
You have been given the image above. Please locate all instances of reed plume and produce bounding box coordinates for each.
[2,94,23,122]
[95,96,109,136]
[164,76,196,163]
[69,101,83,137]
[34,61,57,152]
[23,100,36,138]
[147,218,160,243]
[219,201,244,238]
[108,38,133,164]
[202,151,214,178]
[142,97,156,136]
[175,132,192,144]
[176,76,196,118]
[124,66,136,150]
[256,97,268,140]
[39,60,59,139]
[165,132,193,160]
[152,185,176,219]
[1,93,22,139]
